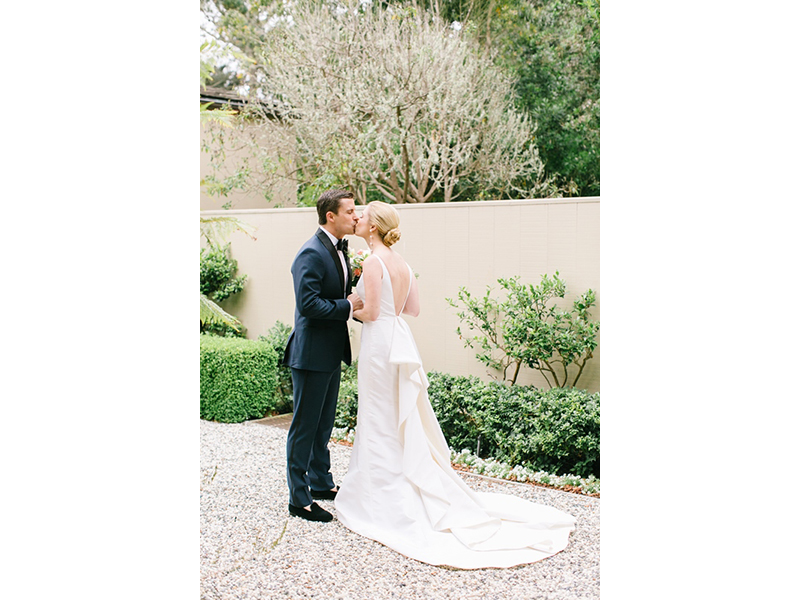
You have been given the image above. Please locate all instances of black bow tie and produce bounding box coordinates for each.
[336,238,348,253]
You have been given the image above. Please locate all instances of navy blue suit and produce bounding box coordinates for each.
[283,229,352,508]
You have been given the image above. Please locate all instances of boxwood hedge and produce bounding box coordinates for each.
[200,334,280,423]
[427,372,600,478]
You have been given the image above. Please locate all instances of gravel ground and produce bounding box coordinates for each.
[200,420,600,600]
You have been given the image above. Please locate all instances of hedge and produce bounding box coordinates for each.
[334,369,599,478]
[333,360,359,431]
[200,334,280,423]
[427,372,600,478]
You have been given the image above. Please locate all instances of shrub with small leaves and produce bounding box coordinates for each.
[327,367,600,478]
[258,321,294,414]
[426,372,496,456]
[447,272,599,387]
[427,372,600,478]
[200,334,279,423]
[480,384,600,478]
[334,360,359,430]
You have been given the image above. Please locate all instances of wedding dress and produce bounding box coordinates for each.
[334,256,576,569]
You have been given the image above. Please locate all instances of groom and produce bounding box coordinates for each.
[283,189,362,522]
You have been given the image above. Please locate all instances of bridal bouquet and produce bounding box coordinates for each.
[349,248,370,284]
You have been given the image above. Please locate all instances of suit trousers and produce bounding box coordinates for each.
[286,366,341,508]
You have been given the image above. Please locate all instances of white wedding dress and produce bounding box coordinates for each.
[335,256,576,569]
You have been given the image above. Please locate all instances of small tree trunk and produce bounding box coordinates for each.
[571,351,592,387]
[510,359,522,385]
[541,359,561,388]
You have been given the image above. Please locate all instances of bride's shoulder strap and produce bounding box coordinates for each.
[372,254,387,270]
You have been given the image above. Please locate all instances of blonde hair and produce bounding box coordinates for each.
[367,201,402,246]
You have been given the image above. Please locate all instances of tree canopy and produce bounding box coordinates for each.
[200,0,600,202]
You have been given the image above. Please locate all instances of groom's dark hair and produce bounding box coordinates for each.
[317,189,354,225]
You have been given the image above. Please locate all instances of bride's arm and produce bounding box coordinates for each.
[353,256,382,322]
[402,275,420,317]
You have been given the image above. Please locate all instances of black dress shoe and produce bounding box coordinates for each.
[288,502,333,522]
[311,486,338,500]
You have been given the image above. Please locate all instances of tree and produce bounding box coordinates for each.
[389,0,600,197]
[447,272,599,387]
[200,0,599,201]
[201,0,284,67]
[496,0,600,196]
[225,1,554,204]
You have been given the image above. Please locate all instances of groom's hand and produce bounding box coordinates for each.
[348,292,364,312]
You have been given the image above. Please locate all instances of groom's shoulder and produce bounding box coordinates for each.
[298,232,324,253]
[293,234,325,262]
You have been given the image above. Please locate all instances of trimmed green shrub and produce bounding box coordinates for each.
[427,372,600,478]
[200,334,279,423]
[334,360,359,430]
[479,384,600,478]
[258,321,294,414]
[334,368,599,478]
[425,372,496,455]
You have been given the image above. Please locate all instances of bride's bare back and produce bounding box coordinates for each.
[355,249,419,321]
[379,250,412,315]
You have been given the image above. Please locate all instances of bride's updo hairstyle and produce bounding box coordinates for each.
[368,201,402,247]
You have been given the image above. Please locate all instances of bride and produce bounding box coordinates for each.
[334,201,576,569]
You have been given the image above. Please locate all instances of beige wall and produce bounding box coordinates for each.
[202,198,600,392]
[200,121,296,211]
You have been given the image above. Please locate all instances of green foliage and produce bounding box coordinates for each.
[296,171,349,208]
[422,370,496,454]
[257,321,294,414]
[200,243,248,337]
[198,217,255,334]
[200,334,280,423]
[200,215,257,247]
[200,293,241,330]
[334,360,360,431]
[200,243,247,303]
[330,368,599,478]
[428,372,599,478]
[447,272,598,387]
[201,169,250,198]
[201,39,251,129]
[401,0,600,197]
[201,1,278,70]
[480,381,600,478]
[499,0,600,196]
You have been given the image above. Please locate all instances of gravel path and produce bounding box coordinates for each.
[200,420,600,599]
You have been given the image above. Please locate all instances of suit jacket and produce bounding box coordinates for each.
[283,229,353,371]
